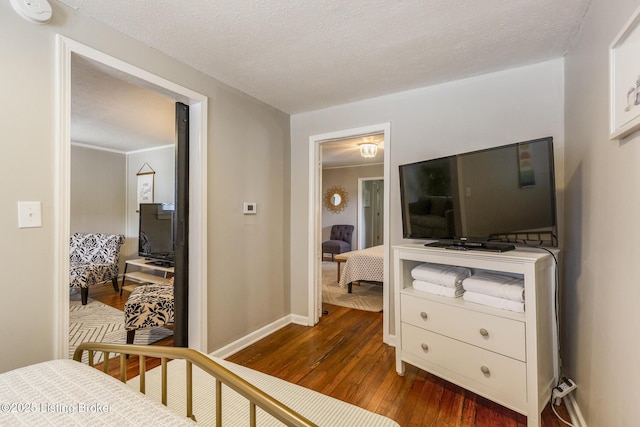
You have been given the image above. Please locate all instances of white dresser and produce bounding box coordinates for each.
[393,244,558,427]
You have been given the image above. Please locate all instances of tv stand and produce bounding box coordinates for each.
[120,258,174,295]
[394,243,558,427]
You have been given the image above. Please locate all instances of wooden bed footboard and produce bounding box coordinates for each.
[73,342,317,427]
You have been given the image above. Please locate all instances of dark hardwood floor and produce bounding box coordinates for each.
[90,283,571,426]
[226,303,571,427]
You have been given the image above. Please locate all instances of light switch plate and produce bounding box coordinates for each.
[18,201,42,228]
[243,202,257,215]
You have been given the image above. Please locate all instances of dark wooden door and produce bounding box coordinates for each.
[173,102,189,347]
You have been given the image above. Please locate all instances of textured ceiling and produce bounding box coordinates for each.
[58,0,591,115]
[71,55,175,152]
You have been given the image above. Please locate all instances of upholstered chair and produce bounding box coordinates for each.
[69,232,125,305]
[322,225,354,260]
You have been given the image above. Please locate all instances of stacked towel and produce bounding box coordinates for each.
[462,272,525,302]
[413,280,464,297]
[410,263,471,298]
[462,271,525,313]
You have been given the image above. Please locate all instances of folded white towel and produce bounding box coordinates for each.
[463,272,525,302]
[411,263,472,288]
[413,280,463,298]
[463,291,525,313]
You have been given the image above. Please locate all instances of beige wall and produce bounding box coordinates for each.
[125,146,175,261]
[0,1,289,372]
[291,59,565,337]
[70,145,126,236]
[563,0,640,424]
[322,164,384,249]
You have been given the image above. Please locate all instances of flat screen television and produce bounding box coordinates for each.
[399,137,558,250]
[138,203,175,264]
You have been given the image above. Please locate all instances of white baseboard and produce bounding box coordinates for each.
[209,315,296,359]
[564,394,587,427]
[290,314,312,326]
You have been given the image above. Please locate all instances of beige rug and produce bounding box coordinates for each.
[322,261,383,312]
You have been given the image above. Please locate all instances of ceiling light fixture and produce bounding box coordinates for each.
[359,142,378,158]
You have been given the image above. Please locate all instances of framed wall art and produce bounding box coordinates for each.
[136,162,155,207]
[610,5,640,139]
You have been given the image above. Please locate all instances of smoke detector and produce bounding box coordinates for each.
[10,0,52,24]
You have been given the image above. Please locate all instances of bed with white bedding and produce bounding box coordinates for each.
[0,343,399,427]
[0,359,195,426]
[337,245,384,293]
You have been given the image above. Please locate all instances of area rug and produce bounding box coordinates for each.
[69,294,173,364]
[322,261,383,312]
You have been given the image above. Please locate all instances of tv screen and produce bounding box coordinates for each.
[399,137,558,247]
[138,203,175,262]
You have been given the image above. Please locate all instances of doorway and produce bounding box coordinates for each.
[358,178,384,250]
[55,36,209,357]
[308,123,391,343]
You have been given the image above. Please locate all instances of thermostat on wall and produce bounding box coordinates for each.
[243,202,257,215]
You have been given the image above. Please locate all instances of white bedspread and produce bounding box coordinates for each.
[0,359,195,426]
[128,356,399,427]
[338,245,384,288]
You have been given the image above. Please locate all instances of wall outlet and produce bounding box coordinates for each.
[552,378,577,405]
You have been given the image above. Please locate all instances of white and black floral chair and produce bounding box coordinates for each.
[124,284,174,344]
[69,232,125,305]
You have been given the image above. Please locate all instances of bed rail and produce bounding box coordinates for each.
[73,343,317,427]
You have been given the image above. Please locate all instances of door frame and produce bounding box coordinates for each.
[358,177,384,250]
[307,123,391,343]
[54,35,209,357]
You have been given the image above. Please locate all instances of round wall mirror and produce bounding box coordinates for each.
[324,185,349,214]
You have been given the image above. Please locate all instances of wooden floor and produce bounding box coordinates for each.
[227,303,571,427]
[91,283,570,426]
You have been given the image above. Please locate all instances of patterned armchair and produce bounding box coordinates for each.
[69,232,125,305]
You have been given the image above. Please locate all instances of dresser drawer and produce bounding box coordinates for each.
[401,293,526,361]
[401,323,527,409]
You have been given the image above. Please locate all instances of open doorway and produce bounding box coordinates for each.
[55,36,208,358]
[308,123,391,343]
[358,177,384,250]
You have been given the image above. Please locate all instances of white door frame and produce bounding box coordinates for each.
[54,35,209,357]
[307,123,391,343]
[357,176,384,250]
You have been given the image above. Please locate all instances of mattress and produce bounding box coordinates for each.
[127,356,399,427]
[338,245,384,288]
[0,359,195,426]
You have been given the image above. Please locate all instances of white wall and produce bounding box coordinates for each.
[563,0,640,424]
[0,1,289,372]
[290,60,565,336]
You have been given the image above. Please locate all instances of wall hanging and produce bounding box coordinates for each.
[137,162,155,208]
[324,185,349,214]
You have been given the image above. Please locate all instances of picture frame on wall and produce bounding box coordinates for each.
[609,5,640,140]
[137,173,154,205]
[136,162,155,208]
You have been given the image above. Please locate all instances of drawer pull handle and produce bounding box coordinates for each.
[420,312,428,319]
[479,328,489,337]
[480,365,490,375]
[421,343,429,352]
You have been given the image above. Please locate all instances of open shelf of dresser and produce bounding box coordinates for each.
[393,243,558,427]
